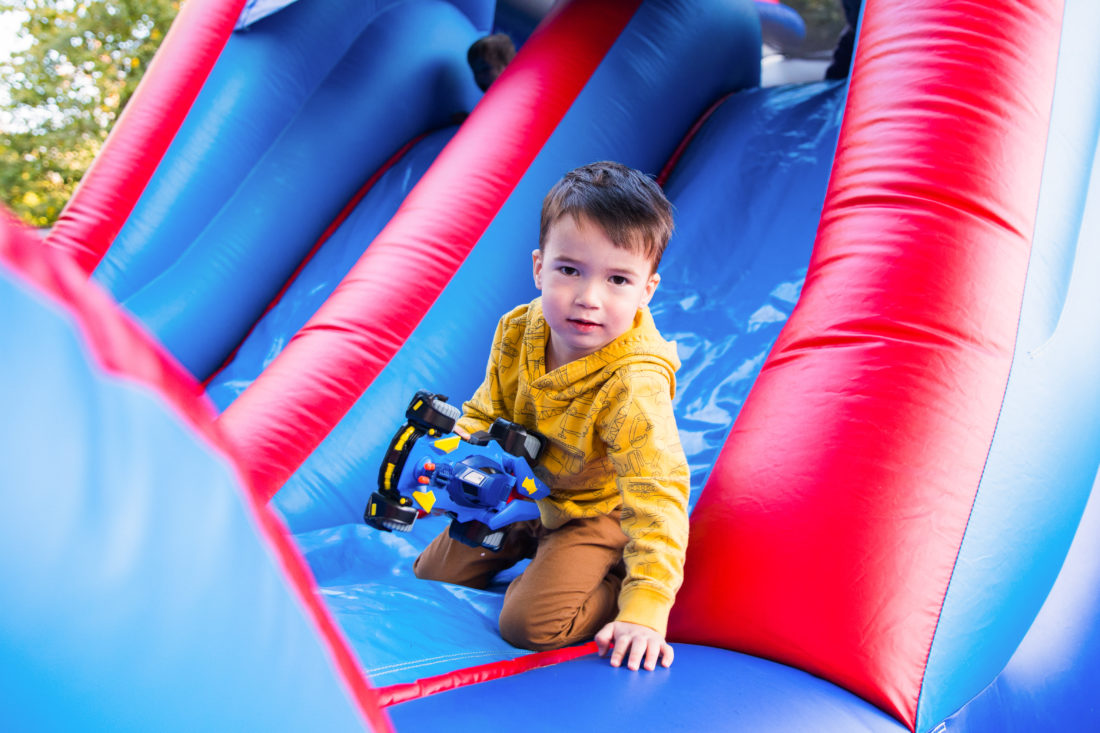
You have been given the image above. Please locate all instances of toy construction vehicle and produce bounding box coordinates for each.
[364,390,549,551]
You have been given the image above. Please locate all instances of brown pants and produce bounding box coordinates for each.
[413,512,628,651]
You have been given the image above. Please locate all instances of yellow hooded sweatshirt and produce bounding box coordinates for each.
[456,297,690,635]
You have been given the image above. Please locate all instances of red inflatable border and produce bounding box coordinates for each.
[376,642,597,707]
[669,0,1063,728]
[217,0,644,501]
[45,0,247,274]
[1,212,393,732]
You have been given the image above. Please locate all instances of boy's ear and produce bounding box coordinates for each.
[642,271,660,306]
[532,248,543,290]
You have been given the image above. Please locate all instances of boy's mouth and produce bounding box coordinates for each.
[567,318,601,333]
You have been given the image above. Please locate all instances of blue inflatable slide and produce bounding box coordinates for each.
[3,0,1099,730]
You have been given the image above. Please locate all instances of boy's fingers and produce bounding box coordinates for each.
[644,641,661,671]
[609,637,628,667]
[626,638,647,671]
[661,641,674,667]
[594,624,613,656]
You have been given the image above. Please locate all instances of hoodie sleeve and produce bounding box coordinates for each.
[598,364,690,637]
[456,312,509,436]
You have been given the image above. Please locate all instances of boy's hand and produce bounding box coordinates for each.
[594,621,674,671]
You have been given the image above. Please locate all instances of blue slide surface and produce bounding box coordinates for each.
[299,80,847,684]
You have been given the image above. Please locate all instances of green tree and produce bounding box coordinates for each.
[784,0,847,55]
[1,0,181,227]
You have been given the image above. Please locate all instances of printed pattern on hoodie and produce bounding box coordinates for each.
[456,298,690,635]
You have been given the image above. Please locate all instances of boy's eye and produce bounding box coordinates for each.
[558,266,578,276]
[609,275,630,286]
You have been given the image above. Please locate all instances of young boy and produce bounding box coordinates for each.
[414,161,689,672]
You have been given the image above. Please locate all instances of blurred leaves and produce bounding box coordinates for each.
[0,0,850,228]
[783,0,848,56]
[1,1,181,227]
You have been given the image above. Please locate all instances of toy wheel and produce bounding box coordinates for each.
[480,530,505,552]
[364,491,418,532]
[406,390,461,433]
[489,418,546,461]
[449,519,504,552]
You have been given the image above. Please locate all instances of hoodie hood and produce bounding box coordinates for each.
[524,297,680,402]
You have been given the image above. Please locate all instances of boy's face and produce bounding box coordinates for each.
[532,214,660,371]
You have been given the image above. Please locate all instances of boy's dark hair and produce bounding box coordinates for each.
[467,34,516,92]
[539,161,674,271]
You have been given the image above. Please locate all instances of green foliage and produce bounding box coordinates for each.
[0,1,181,227]
[0,0,847,228]
[784,0,847,55]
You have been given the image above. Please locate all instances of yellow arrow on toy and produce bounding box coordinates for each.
[433,435,462,454]
[413,490,436,513]
[522,477,538,495]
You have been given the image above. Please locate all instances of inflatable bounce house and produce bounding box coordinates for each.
[3,0,1099,730]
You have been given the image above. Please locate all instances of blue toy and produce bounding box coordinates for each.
[364,391,549,551]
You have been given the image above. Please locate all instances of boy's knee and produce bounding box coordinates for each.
[411,552,440,581]
[499,604,570,651]
[412,546,494,589]
[499,600,606,651]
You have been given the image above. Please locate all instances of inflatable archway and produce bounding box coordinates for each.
[3,0,1099,730]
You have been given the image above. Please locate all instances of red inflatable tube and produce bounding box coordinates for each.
[2,209,394,732]
[217,0,643,502]
[45,0,247,275]
[669,0,1063,728]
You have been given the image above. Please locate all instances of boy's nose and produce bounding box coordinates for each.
[574,282,600,308]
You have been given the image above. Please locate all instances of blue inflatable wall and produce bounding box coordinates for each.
[4,0,1099,731]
